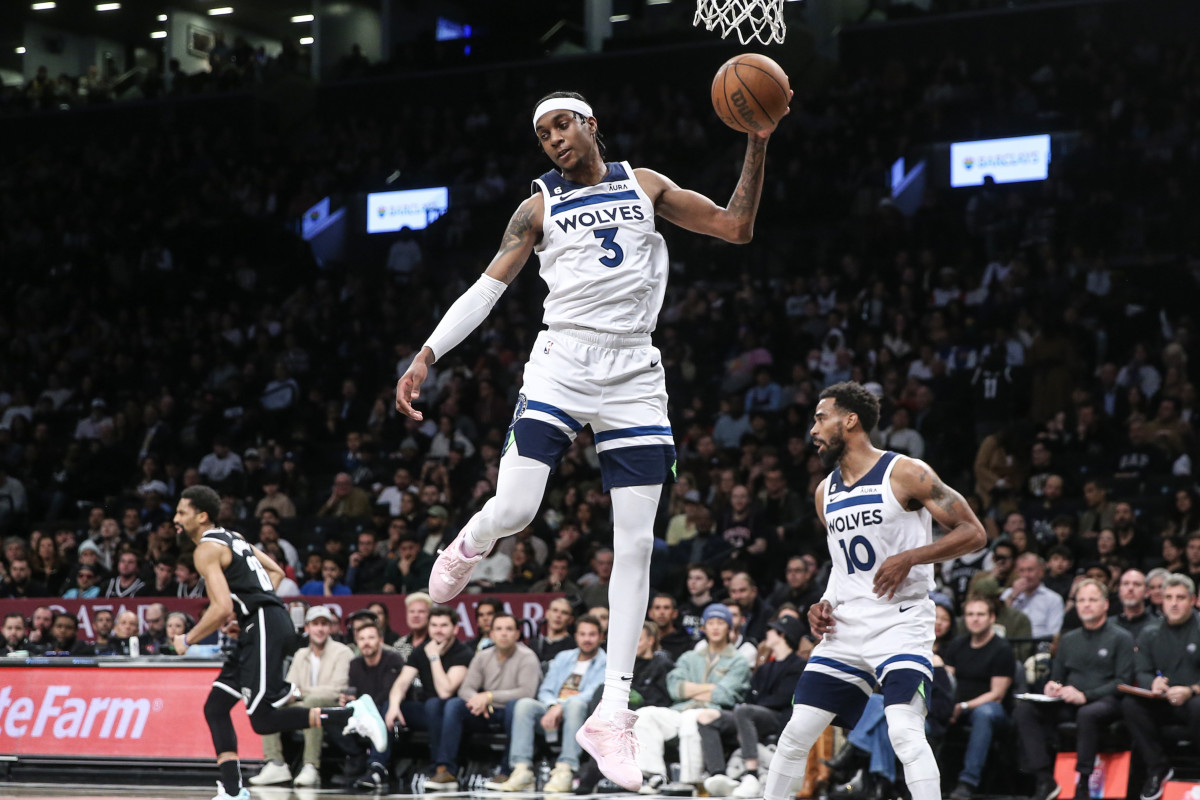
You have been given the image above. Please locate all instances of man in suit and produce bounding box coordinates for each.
[250,606,353,788]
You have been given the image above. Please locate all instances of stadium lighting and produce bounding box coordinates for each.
[32,2,57,10]
[208,6,233,15]
[299,36,314,45]
[291,14,314,22]
[16,46,27,54]
[95,3,121,10]
[150,30,167,39]
[610,14,631,21]
[647,0,672,5]
[158,14,167,21]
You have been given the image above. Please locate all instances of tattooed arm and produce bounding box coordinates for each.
[482,194,543,284]
[872,458,988,600]
[635,131,775,244]
[395,195,542,419]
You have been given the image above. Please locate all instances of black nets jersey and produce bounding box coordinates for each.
[200,527,284,624]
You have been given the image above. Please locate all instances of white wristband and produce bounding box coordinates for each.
[421,274,507,363]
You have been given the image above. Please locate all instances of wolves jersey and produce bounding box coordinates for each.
[200,527,284,624]
[531,161,668,334]
[821,451,933,607]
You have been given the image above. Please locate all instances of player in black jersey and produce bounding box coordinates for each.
[173,485,389,800]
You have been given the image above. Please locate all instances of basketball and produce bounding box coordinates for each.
[711,53,791,134]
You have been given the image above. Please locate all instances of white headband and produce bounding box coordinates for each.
[532,98,594,130]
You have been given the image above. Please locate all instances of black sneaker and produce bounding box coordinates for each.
[354,762,386,792]
[1031,776,1061,800]
[1141,767,1174,800]
[950,782,975,800]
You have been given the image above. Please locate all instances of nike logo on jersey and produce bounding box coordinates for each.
[619,675,633,681]
[650,359,660,368]
[899,605,915,613]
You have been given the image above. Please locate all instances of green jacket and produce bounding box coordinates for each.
[666,643,751,711]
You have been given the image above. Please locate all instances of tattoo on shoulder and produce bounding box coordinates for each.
[928,477,962,515]
[499,204,536,255]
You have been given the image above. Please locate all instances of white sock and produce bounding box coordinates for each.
[598,671,633,718]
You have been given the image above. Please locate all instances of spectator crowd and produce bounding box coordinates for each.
[0,12,1199,799]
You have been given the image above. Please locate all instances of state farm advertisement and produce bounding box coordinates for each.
[0,664,262,760]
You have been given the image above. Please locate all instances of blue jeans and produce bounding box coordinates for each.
[847,694,897,783]
[508,697,589,769]
[957,701,1008,787]
[435,697,511,773]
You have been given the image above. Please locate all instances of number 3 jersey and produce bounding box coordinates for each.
[532,161,669,335]
[200,527,284,624]
[820,451,934,608]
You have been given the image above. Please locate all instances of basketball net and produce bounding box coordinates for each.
[694,0,786,45]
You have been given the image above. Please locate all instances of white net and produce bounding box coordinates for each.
[694,0,786,45]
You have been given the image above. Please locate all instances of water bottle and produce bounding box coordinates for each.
[537,759,551,790]
[1088,756,1105,799]
[129,635,140,657]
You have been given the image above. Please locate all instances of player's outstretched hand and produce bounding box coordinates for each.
[395,358,429,420]
[809,599,835,639]
[752,90,794,140]
[873,552,915,600]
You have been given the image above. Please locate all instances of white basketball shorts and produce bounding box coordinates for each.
[505,327,675,490]
[794,596,935,727]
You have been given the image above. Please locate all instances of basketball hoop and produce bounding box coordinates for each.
[694,0,786,45]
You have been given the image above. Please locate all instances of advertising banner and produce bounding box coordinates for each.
[950,134,1051,187]
[0,663,262,760]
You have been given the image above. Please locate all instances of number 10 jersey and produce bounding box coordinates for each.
[820,451,934,609]
[531,161,669,336]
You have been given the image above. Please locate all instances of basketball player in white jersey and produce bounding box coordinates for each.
[394,90,787,789]
[763,382,986,800]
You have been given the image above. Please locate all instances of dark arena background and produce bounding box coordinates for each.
[2,1,1199,800]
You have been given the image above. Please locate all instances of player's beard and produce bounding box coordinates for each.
[818,429,846,470]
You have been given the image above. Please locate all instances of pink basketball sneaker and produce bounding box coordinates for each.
[428,532,489,604]
[576,709,641,792]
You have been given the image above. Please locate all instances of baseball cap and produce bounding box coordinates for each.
[283,451,297,462]
[768,615,803,650]
[683,490,702,504]
[426,505,449,519]
[91,398,107,408]
[244,448,261,459]
[78,540,101,555]
[702,603,733,626]
[305,606,335,624]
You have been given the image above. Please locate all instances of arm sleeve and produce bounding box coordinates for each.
[422,274,508,363]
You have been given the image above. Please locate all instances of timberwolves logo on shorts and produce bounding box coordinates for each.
[504,394,528,458]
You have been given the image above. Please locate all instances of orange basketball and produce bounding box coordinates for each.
[711,53,790,134]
